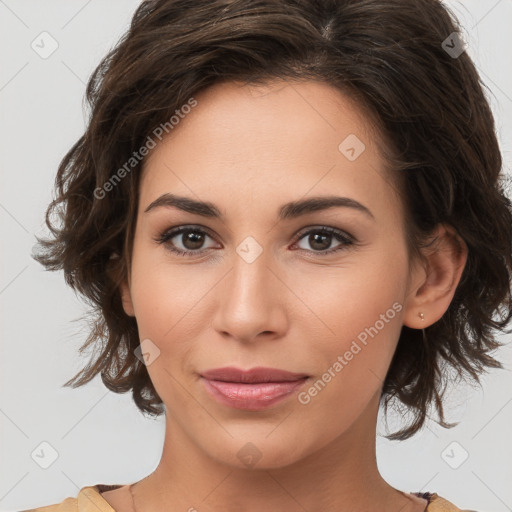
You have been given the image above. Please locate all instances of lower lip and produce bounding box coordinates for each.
[201,377,308,410]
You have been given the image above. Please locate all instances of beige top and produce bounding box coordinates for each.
[21,484,474,511]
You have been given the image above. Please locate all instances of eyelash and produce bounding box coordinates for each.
[154,225,356,258]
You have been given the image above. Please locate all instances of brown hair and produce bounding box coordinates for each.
[33,0,512,440]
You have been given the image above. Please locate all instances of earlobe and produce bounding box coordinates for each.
[402,224,467,329]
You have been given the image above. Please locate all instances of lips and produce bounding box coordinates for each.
[200,366,309,383]
[199,366,310,411]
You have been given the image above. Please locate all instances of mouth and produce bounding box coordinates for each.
[200,366,309,383]
[199,366,310,410]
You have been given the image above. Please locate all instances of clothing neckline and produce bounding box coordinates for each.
[91,484,435,510]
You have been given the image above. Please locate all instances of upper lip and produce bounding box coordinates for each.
[200,366,309,383]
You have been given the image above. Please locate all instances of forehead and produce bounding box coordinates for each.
[144,79,378,164]
[138,79,398,221]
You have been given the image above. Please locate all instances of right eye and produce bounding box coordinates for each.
[154,225,220,257]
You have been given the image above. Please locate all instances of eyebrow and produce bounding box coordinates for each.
[144,193,374,220]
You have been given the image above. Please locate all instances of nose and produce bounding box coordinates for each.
[211,248,288,344]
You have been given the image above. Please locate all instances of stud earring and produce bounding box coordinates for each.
[419,312,425,320]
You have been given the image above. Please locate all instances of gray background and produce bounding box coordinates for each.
[1,1,511,510]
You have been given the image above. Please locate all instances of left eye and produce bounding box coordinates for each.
[155,225,354,257]
[294,227,354,254]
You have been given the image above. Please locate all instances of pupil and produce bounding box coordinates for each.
[310,233,330,251]
[184,231,204,250]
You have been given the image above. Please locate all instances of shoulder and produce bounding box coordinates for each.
[425,492,479,512]
[19,485,116,512]
[19,495,78,512]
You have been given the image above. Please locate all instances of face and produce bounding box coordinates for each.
[121,79,418,469]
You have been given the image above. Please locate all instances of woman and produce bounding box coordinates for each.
[27,0,511,510]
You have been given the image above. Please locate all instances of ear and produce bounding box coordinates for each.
[109,251,136,317]
[402,223,467,329]
[120,278,135,317]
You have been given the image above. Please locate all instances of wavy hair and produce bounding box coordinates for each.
[33,0,512,440]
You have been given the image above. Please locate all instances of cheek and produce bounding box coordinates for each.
[295,295,404,435]
[291,245,407,343]
[291,244,407,403]
[128,250,220,395]
[129,233,205,338]
[128,255,203,408]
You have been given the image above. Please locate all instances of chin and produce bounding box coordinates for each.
[204,433,312,471]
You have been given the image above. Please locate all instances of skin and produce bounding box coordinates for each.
[106,79,467,512]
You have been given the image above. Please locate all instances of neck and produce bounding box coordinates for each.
[129,391,421,512]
